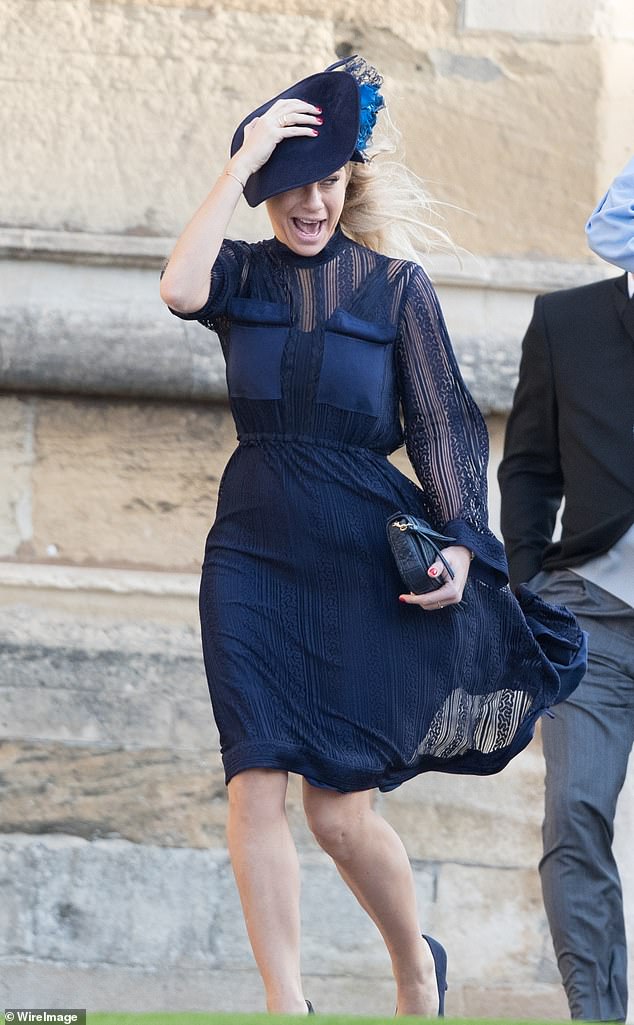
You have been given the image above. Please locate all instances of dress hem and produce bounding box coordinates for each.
[221,715,544,793]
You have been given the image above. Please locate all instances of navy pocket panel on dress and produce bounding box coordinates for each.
[229,297,291,327]
[227,299,290,401]
[317,311,396,416]
[325,309,397,344]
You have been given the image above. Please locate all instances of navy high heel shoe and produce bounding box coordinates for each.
[422,934,448,1017]
[305,1000,315,1015]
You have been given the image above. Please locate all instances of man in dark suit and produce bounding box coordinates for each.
[498,195,634,1019]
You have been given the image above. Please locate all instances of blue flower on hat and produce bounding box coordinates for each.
[326,55,385,155]
[356,81,385,152]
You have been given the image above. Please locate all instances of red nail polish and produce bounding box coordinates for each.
[316,117,324,124]
[315,106,323,113]
[399,596,407,603]
[428,567,438,577]
[311,130,319,136]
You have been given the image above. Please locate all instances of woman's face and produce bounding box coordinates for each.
[265,167,348,256]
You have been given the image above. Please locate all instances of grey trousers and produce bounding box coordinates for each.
[530,569,634,1022]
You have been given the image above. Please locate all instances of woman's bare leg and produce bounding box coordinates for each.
[303,782,439,1016]
[227,769,307,1014]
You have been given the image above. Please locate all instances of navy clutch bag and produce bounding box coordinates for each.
[387,513,456,594]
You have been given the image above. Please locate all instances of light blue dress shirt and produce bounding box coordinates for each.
[585,155,634,272]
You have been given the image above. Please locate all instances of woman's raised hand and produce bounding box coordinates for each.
[231,98,323,180]
[161,98,322,313]
[398,545,473,611]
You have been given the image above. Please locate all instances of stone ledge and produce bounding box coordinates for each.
[0,228,169,269]
[0,231,616,411]
[0,741,224,847]
[0,561,199,597]
[428,249,615,292]
[0,226,613,289]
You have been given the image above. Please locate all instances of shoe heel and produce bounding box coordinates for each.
[422,933,448,1017]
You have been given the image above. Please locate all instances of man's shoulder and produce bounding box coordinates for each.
[538,273,624,314]
[531,274,628,362]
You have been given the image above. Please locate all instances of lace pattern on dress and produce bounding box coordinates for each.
[397,265,489,528]
[414,686,534,759]
[396,264,508,573]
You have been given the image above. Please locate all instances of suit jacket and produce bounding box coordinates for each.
[498,273,634,589]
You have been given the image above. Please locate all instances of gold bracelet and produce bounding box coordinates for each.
[224,169,245,190]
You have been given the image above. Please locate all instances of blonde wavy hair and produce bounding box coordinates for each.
[339,115,457,265]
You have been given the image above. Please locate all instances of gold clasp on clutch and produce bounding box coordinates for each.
[393,521,409,532]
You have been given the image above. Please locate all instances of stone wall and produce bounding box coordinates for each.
[2,0,632,254]
[1,0,633,1017]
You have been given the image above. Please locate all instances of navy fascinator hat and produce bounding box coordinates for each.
[230,56,385,208]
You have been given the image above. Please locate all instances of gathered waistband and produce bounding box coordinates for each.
[237,433,390,456]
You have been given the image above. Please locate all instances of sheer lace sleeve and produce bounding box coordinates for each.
[164,238,252,332]
[396,264,508,583]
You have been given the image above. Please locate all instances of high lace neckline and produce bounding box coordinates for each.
[268,227,349,267]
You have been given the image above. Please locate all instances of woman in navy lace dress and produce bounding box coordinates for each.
[160,57,585,1017]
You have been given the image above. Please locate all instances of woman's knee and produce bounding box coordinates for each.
[303,789,369,860]
[307,809,355,858]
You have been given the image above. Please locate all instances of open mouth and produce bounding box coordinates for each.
[291,218,325,242]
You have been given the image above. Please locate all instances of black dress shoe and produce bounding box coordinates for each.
[306,1000,315,1014]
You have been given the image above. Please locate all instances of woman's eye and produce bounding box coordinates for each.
[322,177,339,186]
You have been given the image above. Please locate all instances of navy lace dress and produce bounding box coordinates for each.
[169,228,585,792]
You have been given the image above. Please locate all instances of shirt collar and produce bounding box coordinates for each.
[629,272,634,298]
